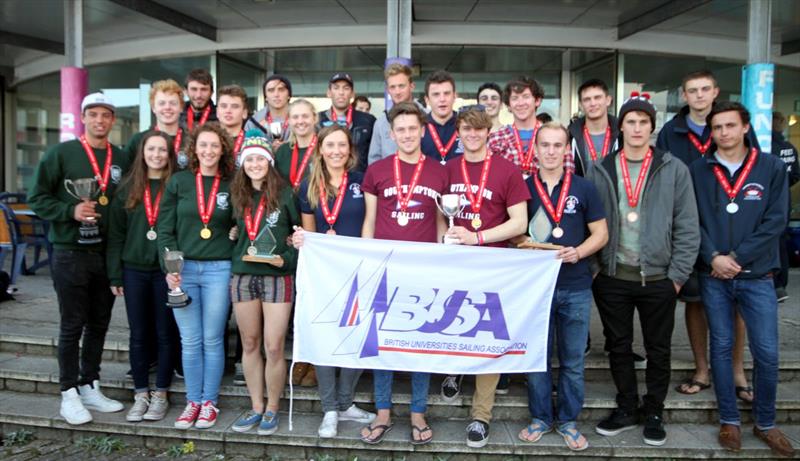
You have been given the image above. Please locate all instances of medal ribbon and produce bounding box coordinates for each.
[512,122,540,172]
[186,105,211,131]
[232,129,245,154]
[79,135,112,196]
[393,153,426,213]
[266,112,289,136]
[619,149,653,208]
[712,148,758,202]
[688,132,713,156]
[427,123,459,162]
[583,125,612,162]
[533,172,573,227]
[195,172,221,227]
[331,106,353,128]
[155,126,183,153]
[460,154,493,214]
[143,184,163,228]
[289,135,318,188]
[320,172,349,227]
[244,192,267,243]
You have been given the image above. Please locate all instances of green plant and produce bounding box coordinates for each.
[75,436,126,454]
[165,441,195,458]
[2,428,35,446]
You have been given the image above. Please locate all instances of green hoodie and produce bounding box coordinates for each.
[274,142,313,186]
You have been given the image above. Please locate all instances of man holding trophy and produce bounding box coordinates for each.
[29,92,131,425]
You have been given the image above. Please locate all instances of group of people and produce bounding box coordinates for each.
[26,64,796,458]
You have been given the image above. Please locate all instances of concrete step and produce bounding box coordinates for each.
[1,390,798,460]
[1,352,798,425]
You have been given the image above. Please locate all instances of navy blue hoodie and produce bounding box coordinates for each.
[689,146,788,278]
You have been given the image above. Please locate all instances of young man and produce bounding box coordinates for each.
[691,102,793,457]
[318,72,376,172]
[360,102,447,445]
[125,79,188,168]
[353,95,371,113]
[245,74,293,152]
[489,77,574,175]
[179,68,217,131]
[517,122,608,452]
[421,70,463,164]
[216,85,249,160]
[29,93,131,425]
[442,106,529,448]
[368,63,420,165]
[568,79,618,176]
[772,111,799,303]
[476,82,504,133]
[587,93,699,446]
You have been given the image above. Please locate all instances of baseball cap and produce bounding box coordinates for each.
[329,72,354,87]
[81,92,116,113]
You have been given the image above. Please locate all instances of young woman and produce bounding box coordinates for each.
[158,122,236,430]
[229,133,300,435]
[107,131,178,422]
[275,99,318,189]
[292,125,375,438]
[477,82,504,133]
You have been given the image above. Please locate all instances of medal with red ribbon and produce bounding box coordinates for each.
[532,172,572,239]
[619,149,653,223]
[232,130,245,155]
[583,125,612,162]
[244,192,267,255]
[289,135,318,188]
[143,184,162,241]
[155,126,183,154]
[427,123,459,165]
[186,105,211,132]
[688,132,713,156]
[319,173,349,234]
[331,106,353,128]
[79,135,113,206]
[266,112,289,138]
[513,122,540,174]
[460,154,493,230]
[195,172,221,239]
[393,153,426,226]
[712,147,758,214]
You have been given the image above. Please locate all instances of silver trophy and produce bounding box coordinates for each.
[435,193,467,245]
[269,121,284,141]
[64,178,102,244]
[164,250,191,308]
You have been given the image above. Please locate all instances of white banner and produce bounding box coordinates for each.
[293,233,562,375]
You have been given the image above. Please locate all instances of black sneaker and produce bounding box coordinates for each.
[596,408,639,436]
[495,375,510,395]
[441,375,462,403]
[233,362,245,386]
[466,420,489,448]
[643,414,666,446]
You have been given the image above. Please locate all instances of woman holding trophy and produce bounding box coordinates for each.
[228,132,300,436]
[107,130,179,423]
[274,99,318,188]
[158,122,236,430]
[292,125,376,438]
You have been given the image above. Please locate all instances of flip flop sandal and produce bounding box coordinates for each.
[360,423,393,445]
[674,378,711,395]
[519,420,552,443]
[410,425,433,445]
[557,425,589,452]
[735,386,754,404]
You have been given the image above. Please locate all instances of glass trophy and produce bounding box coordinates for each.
[529,206,553,244]
[242,224,278,263]
[63,178,102,244]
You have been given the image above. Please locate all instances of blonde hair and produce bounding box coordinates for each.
[149,79,184,107]
[384,63,413,81]
[305,125,358,209]
[288,98,317,146]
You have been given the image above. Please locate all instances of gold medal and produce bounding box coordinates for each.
[246,245,258,256]
[397,212,409,227]
[471,216,482,230]
[98,194,109,206]
[200,227,212,239]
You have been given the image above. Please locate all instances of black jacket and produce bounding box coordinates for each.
[318,108,376,173]
[568,114,619,177]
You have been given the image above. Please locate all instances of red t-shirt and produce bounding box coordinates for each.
[362,154,448,243]
[446,154,531,247]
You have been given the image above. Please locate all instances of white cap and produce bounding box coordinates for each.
[81,92,115,113]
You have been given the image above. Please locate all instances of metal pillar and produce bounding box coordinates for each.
[385,0,412,110]
[747,0,771,64]
[60,0,87,142]
[741,0,774,152]
[64,0,83,68]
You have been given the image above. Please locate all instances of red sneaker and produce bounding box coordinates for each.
[174,401,200,429]
[195,401,219,429]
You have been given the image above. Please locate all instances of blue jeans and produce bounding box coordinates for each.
[526,288,592,429]
[700,275,779,429]
[172,260,231,404]
[373,370,430,413]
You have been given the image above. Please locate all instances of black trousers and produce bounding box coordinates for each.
[775,230,789,289]
[593,274,677,415]
[51,250,116,391]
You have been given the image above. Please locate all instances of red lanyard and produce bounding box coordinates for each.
[266,112,289,135]
[393,154,426,213]
[244,192,267,243]
[155,126,183,153]
[331,106,353,128]
[460,154,493,214]
[688,132,712,155]
[232,130,245,154]
[533,172,572,227]
[289,135,318,188]
[143,184,163,228]
[195,172,221,226]
[427,123,459,162]
[583,125,612,162]
[319,172,349,227]
[186,105,211,131]
[619,149,653,208]
[712,148,758,201]
[512,122,540,173]
[79,135,112,196]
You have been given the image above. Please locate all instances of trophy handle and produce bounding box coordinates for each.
[434,193,446,215]
[63,179,81,201]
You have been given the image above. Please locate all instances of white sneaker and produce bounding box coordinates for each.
[79,380,124,413]
[318,411,338,438]
[143,392,169,421]
[126,393,150,422]
[60,388,92,425]
[337,404,376,423]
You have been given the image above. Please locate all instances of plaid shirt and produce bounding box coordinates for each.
[488,125,575,173]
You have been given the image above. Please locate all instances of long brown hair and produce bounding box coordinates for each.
[305,125,357,209]
[123,130,176,210]
[230,155,287,218]
[187,122,235,179]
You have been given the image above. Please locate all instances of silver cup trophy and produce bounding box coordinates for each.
[164,249,192,308]
[269,121,284,141]
[64,178,102,244]
[435,193,467,245]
